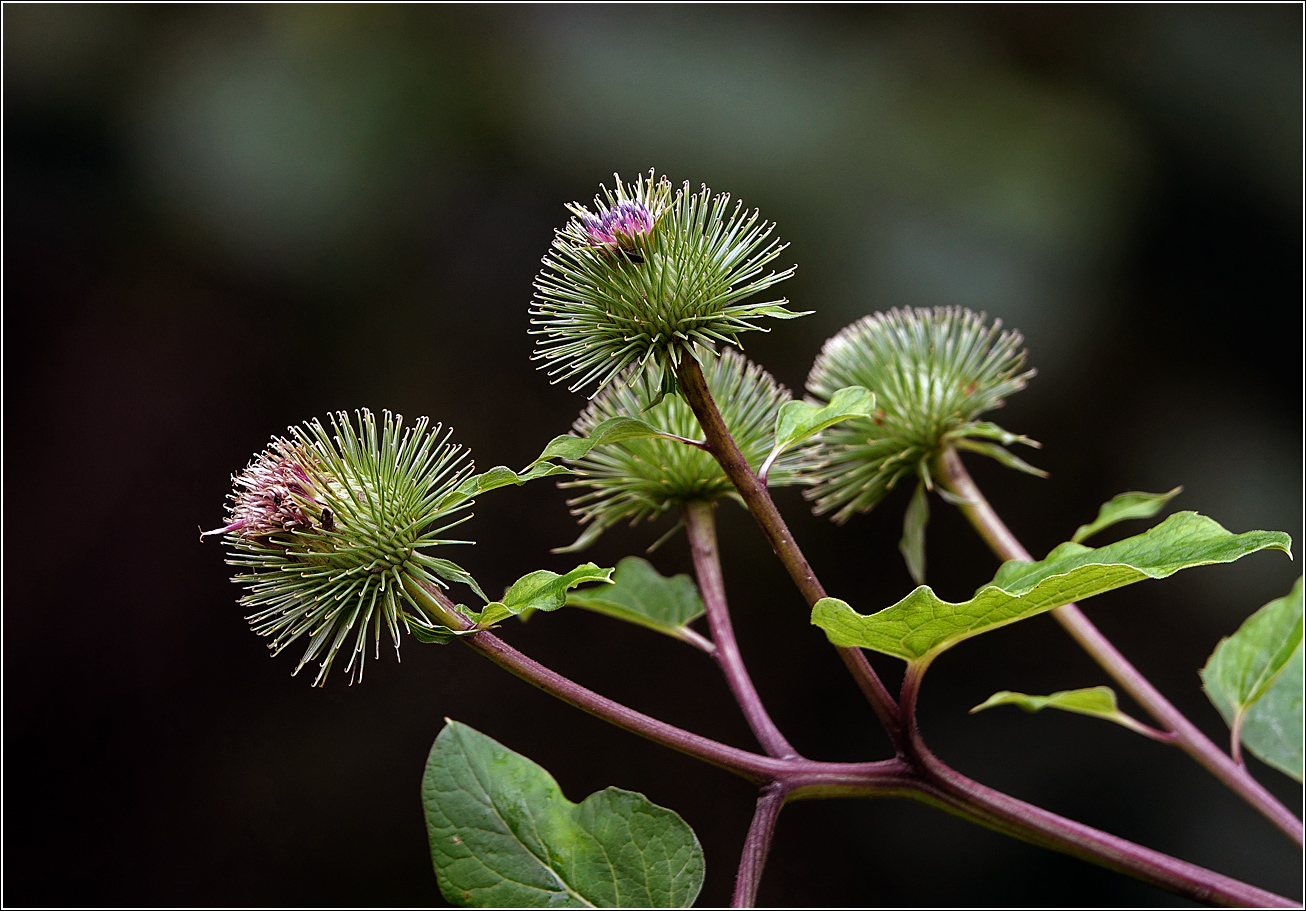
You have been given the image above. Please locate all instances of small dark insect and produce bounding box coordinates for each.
[621,248,645,264]
[319,507,335,531]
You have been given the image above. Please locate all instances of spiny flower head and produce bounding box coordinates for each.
[209,409,478,685]
[531,170,806,396]
[560,348,805,550]
[801,307,1040,523]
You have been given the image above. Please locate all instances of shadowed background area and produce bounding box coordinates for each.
[4,4,1301,906]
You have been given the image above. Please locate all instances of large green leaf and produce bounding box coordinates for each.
[478,564,614,627]
[1071,488,1183,544]
[566,557,710,650]
[971,686,1163,740]
[758,386,874,480]
[811,512,1291,662]
[1202,577,1304,781]
[423,720,705,908]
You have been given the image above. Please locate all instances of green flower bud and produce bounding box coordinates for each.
[560,348,804,550]
[207,409,478,685]
[530,170,806,396]
[801,307,1040,523]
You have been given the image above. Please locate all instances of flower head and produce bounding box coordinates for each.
[210,409,477,685]
[801,307,1040,523]
[560,348,804,550]
[531,170,806,396]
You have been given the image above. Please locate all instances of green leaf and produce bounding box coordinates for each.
[479,564,614,627]
[552,517,618,555]
[423,720,705,908]
[952,438,1047,478]
[438,462,573,512]
[415,555,490,603]
[759,386,874,480]
[536,417,690,463]
[954,421,1041,449]
[970,686,1162,739]
[407,619,456,645]
[1202,577,1304,781]
[811,512,1292,662]
[1237,647,1304,782]
[898,481,929,585]
[1071,487,1183,544]
[566,557,709,649]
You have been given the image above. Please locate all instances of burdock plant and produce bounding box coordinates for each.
[209,171,1301,909]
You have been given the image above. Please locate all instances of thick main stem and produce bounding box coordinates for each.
[934,446,1304,846]
[674,354,903,746]
[898,663,1298,908]
[683,500,798,759]
[733,783,788,908]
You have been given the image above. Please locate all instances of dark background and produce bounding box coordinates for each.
[5,4,1302,906]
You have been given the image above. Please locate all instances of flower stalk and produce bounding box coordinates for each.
[674,352,904,745]
[733,783,788,908]
[684,500,797,759]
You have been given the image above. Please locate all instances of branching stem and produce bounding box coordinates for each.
[403,576,1295,906]
[683,500,798,759]
[933,446,1304,847]
[674,353,903,747]
[733,783,788,908]
[897,661,1296,908]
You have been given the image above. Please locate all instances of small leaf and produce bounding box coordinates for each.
[552,517,618,555]
[971,686,1165,739]
[423,720,705,908]
[898,481,929,585]
[416,555,490,603]
[479,564,614,627]
[759,386,874,480]
[1202,577,1304,781]
[536,417,688,463]
[953,438,1047,478]
[438,462,573,512]
[407,619,456,645]
[405,607,480,645]
[1071,487,1183,544]
[812,512,1291,661]
[955,421,1041,449]
[566,557,710,649]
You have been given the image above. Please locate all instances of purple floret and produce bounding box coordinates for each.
[582,199,654,247]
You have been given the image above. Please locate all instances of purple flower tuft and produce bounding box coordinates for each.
[205,442,329,539]
[581,199,655,248]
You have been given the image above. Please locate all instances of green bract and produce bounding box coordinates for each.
[216,409,481,685]
[530,170,805,395]
[802,307,1039,523]
[560,348,804,550]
